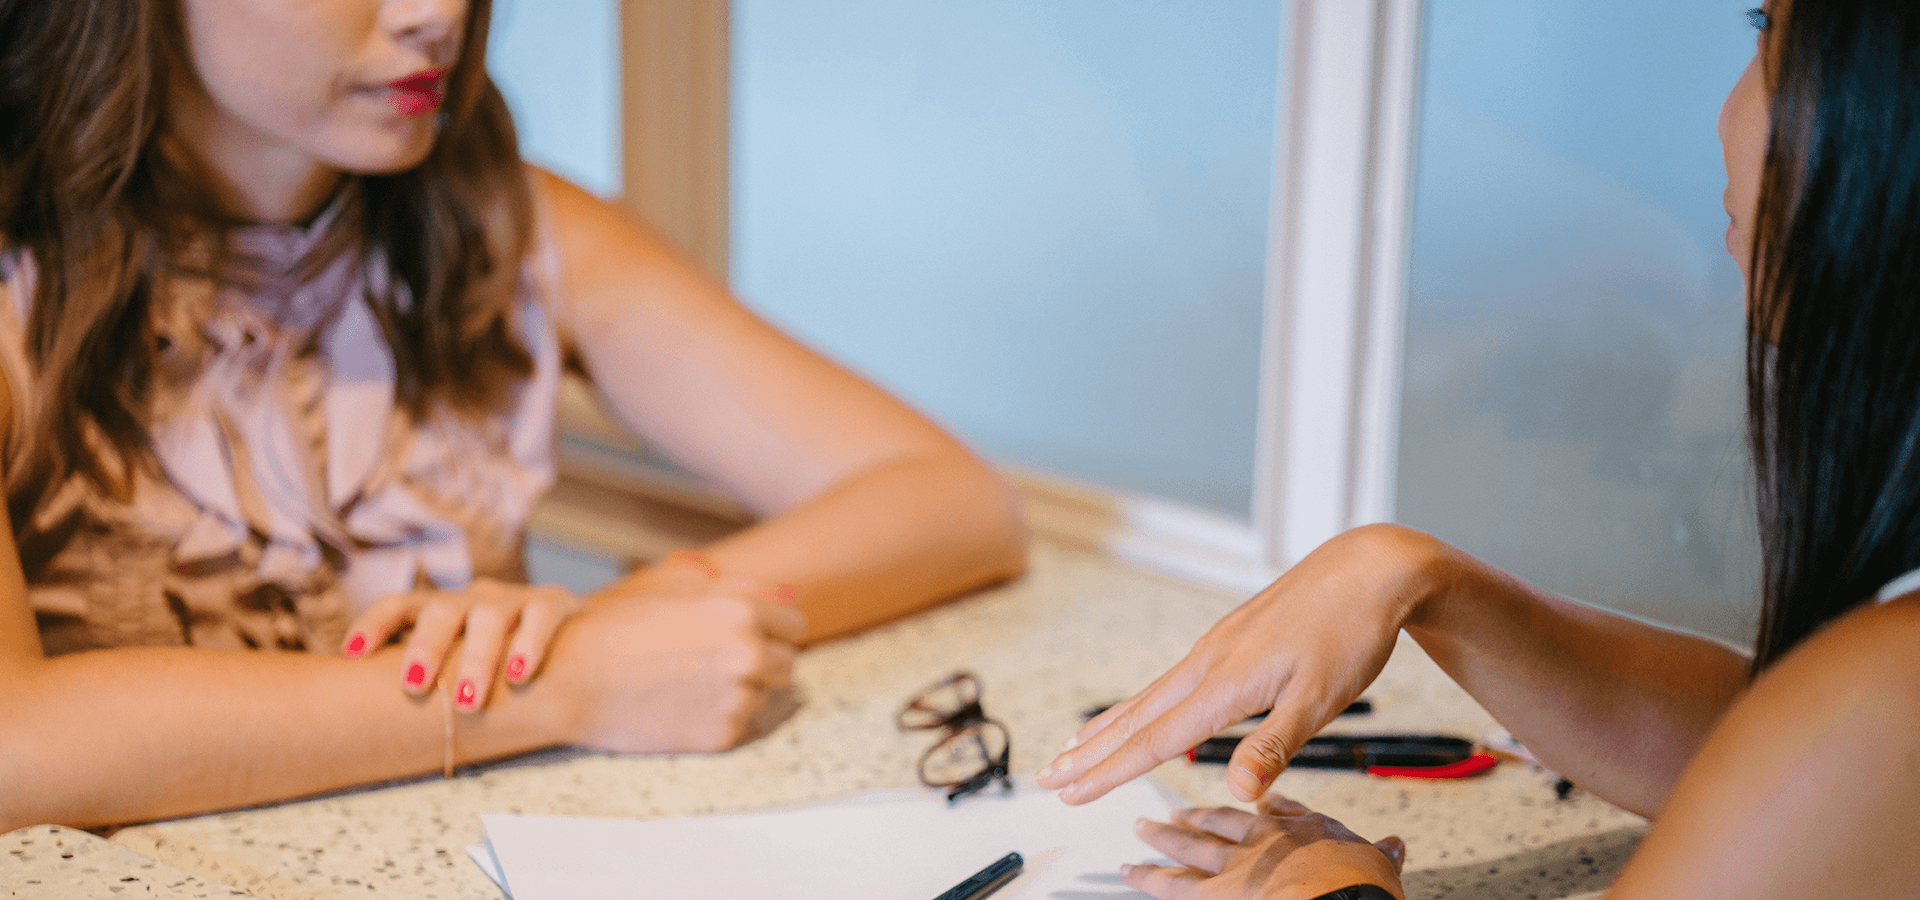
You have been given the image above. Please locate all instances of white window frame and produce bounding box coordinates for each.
[1055,0,1425,593]
[1255,0,1426,568]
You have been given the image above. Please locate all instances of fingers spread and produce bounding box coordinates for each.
[1133,818,1234,875]
[1119,863,1207,900]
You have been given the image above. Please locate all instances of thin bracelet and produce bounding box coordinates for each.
[658,549,801,603]
[661,548,723,579]
[441,680,457,779]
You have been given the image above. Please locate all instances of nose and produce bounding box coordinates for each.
[382,0,468,55]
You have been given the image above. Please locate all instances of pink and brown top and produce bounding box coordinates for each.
[0,205,565,655]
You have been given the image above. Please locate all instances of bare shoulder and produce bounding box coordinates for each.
[1781,593,1920,694]
[1727,595,1920,783]
[524,165,684,271]
[521,164,725,332]
[1608,597,1920,898]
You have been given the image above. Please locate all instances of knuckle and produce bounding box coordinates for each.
[465,603,512,631]
[1249,736,1294,768]
[539,584,581,608]
[415,599,465,629]
[1137,729,1182,764]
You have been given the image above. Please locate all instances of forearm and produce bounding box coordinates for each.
[0,646,568,831]
[1400,531,1751,816]
[693,450,1026,643]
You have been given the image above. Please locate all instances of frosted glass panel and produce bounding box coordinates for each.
[732,2,1283,517]
[1398,1,1761,642]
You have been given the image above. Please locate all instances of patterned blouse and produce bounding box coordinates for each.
[0,203,564,654]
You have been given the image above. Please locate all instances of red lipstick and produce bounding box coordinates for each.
[388,68,446,117]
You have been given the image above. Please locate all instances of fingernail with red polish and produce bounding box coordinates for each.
[505,655,528,682]
[343,632,367,657]
[456,679,478,709]
[405,662,427,688]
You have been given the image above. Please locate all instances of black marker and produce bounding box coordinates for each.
[1080,698,1372,722]
[1188,733,1478,772]
[934,851,1024,900]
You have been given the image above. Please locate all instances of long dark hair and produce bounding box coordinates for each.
[1748,0,1920,668]
[0,0,533,517]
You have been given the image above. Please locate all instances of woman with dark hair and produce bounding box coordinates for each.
[1038,2,1920,897]
[0,0,1025,831]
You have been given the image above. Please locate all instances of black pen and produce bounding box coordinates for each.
[1187,733,1494,778]
[1080,698,1372,721]
[934,851,1024,900]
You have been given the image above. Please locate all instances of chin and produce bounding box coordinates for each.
[328,130,440,177]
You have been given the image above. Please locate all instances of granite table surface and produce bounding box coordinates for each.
[3,542,1646,899]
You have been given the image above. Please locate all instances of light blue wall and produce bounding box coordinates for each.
[487,0,621,197]
[732,1,1285,517]
[1396,2,1762,642]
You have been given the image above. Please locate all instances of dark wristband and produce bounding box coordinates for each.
[1309,886,1396,900]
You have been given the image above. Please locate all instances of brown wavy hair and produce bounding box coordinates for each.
[0,0,534,520]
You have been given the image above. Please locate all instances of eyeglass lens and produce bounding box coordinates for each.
[899,671,1012,802]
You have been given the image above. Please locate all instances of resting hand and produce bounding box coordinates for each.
[544,574,807,753]
[1038,524,1443,803]
[343,577,585,711]
[1125,795,1406,900]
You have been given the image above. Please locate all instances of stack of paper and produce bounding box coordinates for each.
[471,777,1174,899]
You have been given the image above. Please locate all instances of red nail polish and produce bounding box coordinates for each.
[456,679,477,708]
[506,655,528,682]
[344,632,367,656]
[405,662,427,688]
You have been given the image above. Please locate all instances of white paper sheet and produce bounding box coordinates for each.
[478,777,1174,899]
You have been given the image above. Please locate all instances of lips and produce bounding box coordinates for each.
[387,68,446,117]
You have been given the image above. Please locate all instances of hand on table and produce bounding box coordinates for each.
[1038,525,1444,803]
[544,566,808,753]
[343,577,585,711]
[1125,795,1406,900]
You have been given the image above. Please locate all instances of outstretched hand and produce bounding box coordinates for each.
[1037,525,1445,803]
[1124,795,1406,900]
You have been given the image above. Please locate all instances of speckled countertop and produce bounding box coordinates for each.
[3,542,1645,899]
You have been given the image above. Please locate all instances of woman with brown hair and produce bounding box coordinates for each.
[0,0,1025,831]
[1040,2,1920,897]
